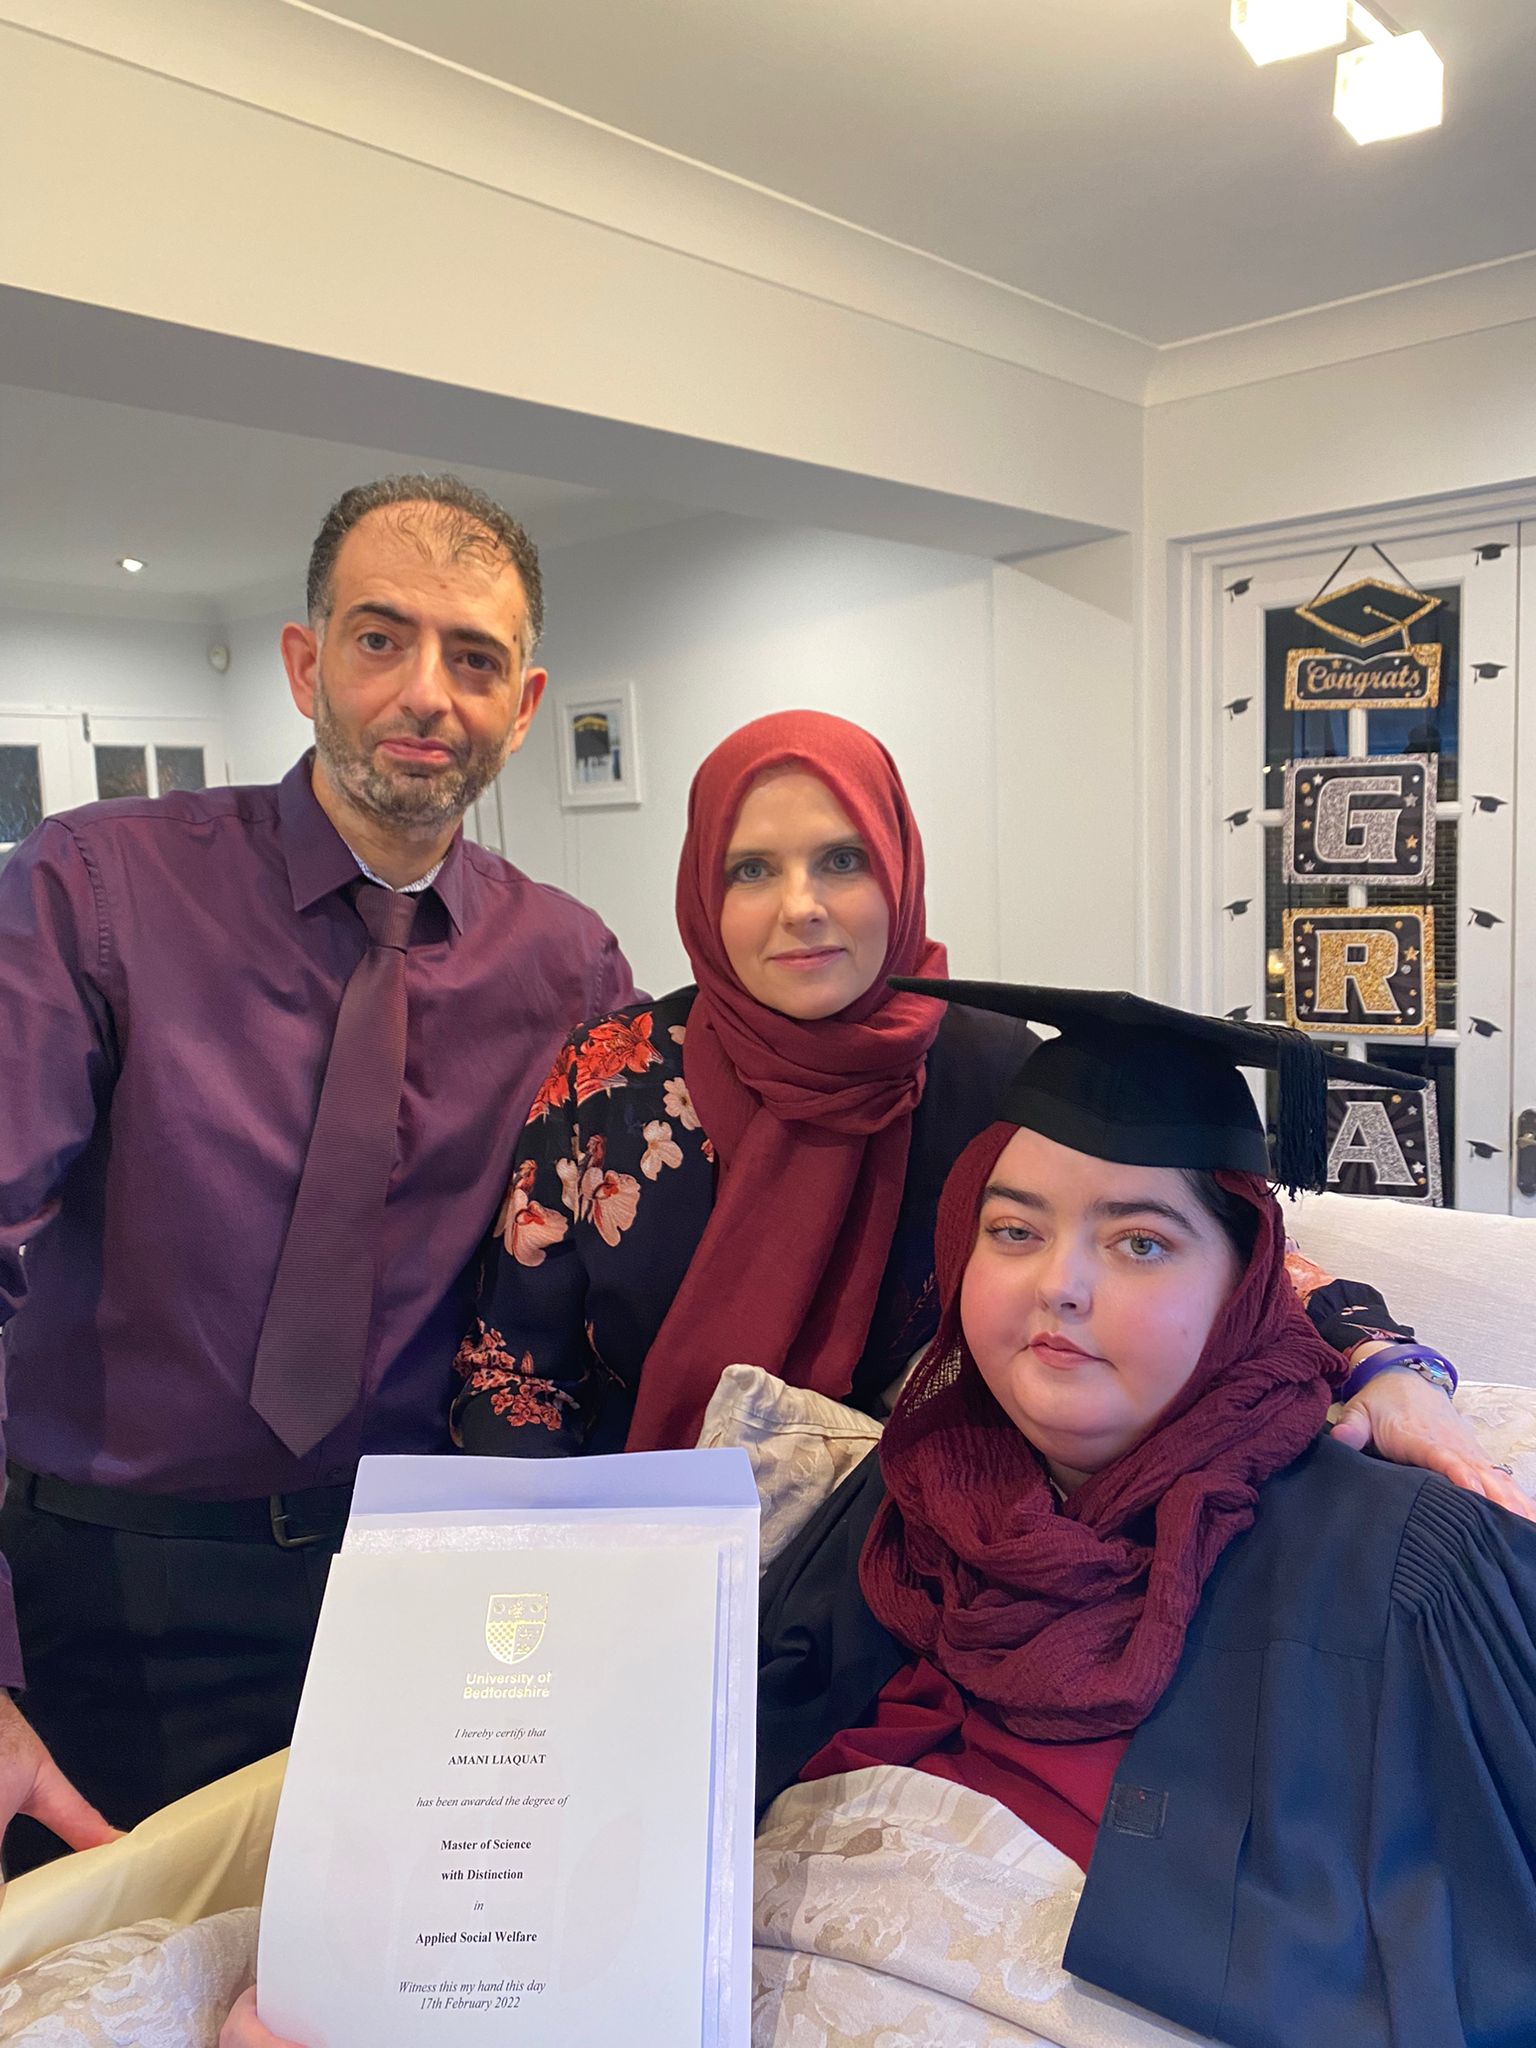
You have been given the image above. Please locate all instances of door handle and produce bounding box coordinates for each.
[1518,1111,1536,1200]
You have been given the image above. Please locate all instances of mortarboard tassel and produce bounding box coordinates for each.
[1273,1029,1329,1197]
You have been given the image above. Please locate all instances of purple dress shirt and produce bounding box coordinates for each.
[0,757,636,1685]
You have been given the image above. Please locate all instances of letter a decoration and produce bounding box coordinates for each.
[1283,755,1435,886]
[1284,907,1435,1036]
[1327,1077,1443,1206]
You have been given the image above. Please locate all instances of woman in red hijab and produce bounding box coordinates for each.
[759,984,1536,2048]
[452,715,1455,1464]
[453,710,1032,1455]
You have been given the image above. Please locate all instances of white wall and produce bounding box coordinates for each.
[223,607,311,788]
[992,541,1137,989]
[0,608,227,724]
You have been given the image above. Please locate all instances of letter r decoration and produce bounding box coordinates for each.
[1284,907,1435,1036]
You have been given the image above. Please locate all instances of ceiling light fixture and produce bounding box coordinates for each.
[1333,16,1443,143]
[1231,0,1347,67]
[1231,1,1443,144]
[118,556,146,574]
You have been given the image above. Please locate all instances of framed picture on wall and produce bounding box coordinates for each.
[556,681,643,809]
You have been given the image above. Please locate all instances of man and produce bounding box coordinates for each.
[0,475,637,1871]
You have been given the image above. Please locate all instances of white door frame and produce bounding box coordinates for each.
[1164,482,1536,1212]
[1164,484,1536,1012]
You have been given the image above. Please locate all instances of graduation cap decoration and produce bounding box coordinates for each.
[1225,578,1252,600]
[1469,1017,1503,1038]
[1471,794,1508,814]
[1225,808,1252,830]
[891,979,1425,1198]
[1474,544,1508,563]
[1226,1005,1252,1022]
[1467,908,1505,930]
[1468,1140,1504,1161]
[1294,575,1440,650]
[1224,898,1252,919]
[1472,662,1508,681]
[1224,697,1252,718]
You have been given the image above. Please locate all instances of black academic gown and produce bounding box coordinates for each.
[757,1437,1536,2048]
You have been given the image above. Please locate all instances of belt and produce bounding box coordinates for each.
[5,1464,354,1550]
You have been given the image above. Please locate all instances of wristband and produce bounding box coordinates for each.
[1338,1342,1457,1404]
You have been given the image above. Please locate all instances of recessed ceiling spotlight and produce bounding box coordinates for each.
[118,556,146,574]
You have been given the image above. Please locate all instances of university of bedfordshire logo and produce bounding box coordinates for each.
[485,1593,548,1667]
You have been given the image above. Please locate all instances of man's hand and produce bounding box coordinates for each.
[220,1987,307,2048]
[0,1691,119,1852]
[1331,1366,1536,1523]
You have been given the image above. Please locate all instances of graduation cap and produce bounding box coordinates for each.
[1467,1140,1504,1161]
[1471,662,1508,681]
[1467,908,1505,930]
[1471,794,1508,814]
[891,980,1425,1197]
[1294,576,1440,649]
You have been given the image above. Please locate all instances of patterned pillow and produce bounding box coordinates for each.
[698,1365,883,1568]
[0,1907,256,2047]
[698,1367,1536,1570]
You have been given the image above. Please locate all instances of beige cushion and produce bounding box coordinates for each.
[0,1750,285,1981]
[0,1906,256,2047]
[698,1364,883,1567]
[1282,1190,1536,1389]
[702,1363,1536,1572]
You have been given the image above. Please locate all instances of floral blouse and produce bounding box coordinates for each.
[451,989,1415,1460]
[452,988,1037,1456]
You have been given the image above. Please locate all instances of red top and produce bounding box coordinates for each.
[802,1656,1128,1872]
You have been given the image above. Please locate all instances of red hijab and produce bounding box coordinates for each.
[859,1122,1344,1740]
[624,711,947,1451]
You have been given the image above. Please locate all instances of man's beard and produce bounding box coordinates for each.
[312,674,508,832]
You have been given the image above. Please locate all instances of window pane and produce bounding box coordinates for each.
[0,744,44,842]
[95,745,148,800]
[155,745,206,794]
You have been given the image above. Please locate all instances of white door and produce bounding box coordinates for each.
[1216,524,1525,1212]
[85,714,226,801]
[0,710,90,868]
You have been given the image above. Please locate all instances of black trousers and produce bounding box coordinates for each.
[1,1488,338,1876]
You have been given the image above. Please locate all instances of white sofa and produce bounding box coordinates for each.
[3,1193,1532,2047]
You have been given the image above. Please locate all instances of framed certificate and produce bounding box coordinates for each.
[257,1450,759,2046]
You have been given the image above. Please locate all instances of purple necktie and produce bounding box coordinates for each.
[250,882,420,1456]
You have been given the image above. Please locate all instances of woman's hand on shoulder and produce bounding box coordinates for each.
[1331,1364,1536,1523]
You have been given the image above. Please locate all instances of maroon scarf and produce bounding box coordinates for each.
[859,1123,1344,1739]
[625,711,946,1451]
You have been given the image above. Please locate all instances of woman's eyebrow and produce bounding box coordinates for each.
[1090,1197,1196,1230]
[981,1182,1048,1210]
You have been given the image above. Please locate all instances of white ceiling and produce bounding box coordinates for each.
[323,0,1536,345]
[0,385,698,617]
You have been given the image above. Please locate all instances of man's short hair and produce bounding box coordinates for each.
[306,474,544,659]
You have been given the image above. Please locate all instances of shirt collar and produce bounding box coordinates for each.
[278,754,468,933]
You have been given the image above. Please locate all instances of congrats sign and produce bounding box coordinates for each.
[1284,645,1440,710]
[1284,906,1435,1037]
[1283,573,1443,710]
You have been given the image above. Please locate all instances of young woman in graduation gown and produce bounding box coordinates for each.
[451,710,1508,1492]
[757,983,1536,2048]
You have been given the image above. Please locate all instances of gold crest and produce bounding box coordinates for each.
[485,1593,548,1667]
